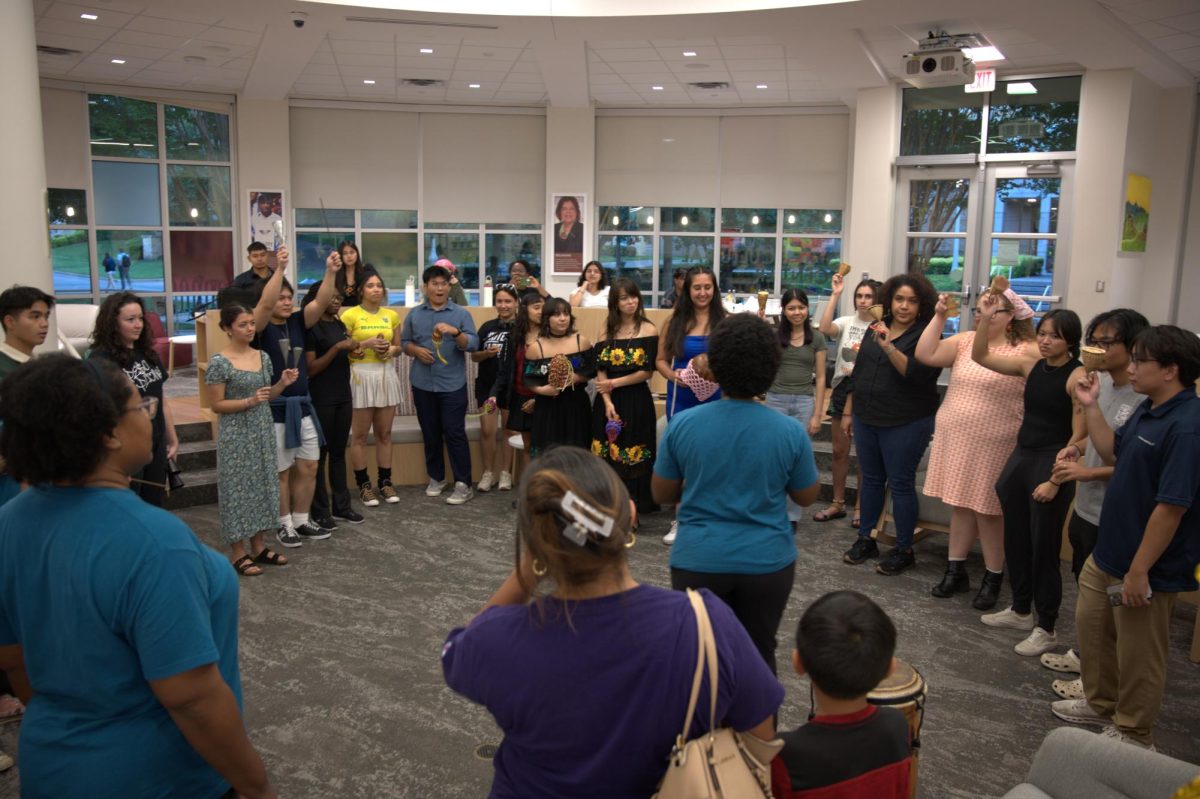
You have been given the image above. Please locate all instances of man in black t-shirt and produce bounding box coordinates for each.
[230,242,274,296]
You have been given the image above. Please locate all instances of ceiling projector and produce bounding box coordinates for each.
[903,32,979,88]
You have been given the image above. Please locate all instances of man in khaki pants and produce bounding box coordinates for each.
[1049,325,1200,750]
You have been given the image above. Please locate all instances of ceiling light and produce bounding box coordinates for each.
[469,83,481,88]
[751,215,760,225]
[612,215,620,226]
[651,85,664,91]
[80,13,98,20]
[756,84,768,89]
[680,215,689,226]
[962,46,1004,62]
[420,48,434,54]
[111,58,126,64]
[187,142,200,147]
[363,79,376,84]
[1006,82,1038,95]
[683,51,697,57]
[1026,198,1039,203]
[132,143,153,147]
[823,213,833,223]
[65,206,75,217]
[662,138,675,143]
[787,214,796,224]
[190,208,199,218]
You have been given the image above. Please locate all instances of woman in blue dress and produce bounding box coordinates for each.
[655,267,728,421]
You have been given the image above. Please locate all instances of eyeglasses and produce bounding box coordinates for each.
[1087,337,1119,350]
[124,396,159,420]
[1129,355,1161,366]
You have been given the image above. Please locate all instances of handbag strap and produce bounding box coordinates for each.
[679,589,721,738]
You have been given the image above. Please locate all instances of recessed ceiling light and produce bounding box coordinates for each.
[420,48,434,54]
[187,142,200,147]
[111,58,126,64]
[469,83,481,88]
[756,84,768,89]
[363,79,376,84]
[651,85,664,91]
[682,51,697,57]
[1006,82,1038,95]
[963,46,1005,62]
[80,13,98,20]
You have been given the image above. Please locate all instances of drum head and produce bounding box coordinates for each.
[868,659,925,703]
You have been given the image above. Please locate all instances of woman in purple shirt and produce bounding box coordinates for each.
[442,446,782,799]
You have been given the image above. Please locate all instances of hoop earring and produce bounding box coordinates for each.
[624,532,636,549]
[531,559,548,577]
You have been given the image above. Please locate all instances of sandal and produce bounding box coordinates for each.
[232,555,263,577]
[813,500,847,522]
[1052,677,1084,700]
[253,548,288,567]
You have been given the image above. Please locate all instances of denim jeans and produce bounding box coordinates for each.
[411,385,472,485]
[763,392,816,522]
[852,415,935,550]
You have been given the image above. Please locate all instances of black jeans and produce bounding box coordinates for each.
[670,562,795,676]
[311,400,353,518]
[411,385,471,485]
[1067,511,1099,583]
[995,448,1075,632]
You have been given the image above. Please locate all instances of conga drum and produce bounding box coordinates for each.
[867,659,926,799]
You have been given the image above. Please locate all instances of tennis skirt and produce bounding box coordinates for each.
[350,361,402,409]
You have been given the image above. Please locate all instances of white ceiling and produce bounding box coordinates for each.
[32,0,1200,109]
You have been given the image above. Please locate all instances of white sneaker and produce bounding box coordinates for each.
[1100,725,1157,751]
[981,607,1036,630]
[662,520,678,545]
[1041,648,1081,673]
[0,749,12,773]
[477,471,496,492]
[1015,627,1057,656]
[425,478,448,497]
[446,481,474,505]
[1052,677,1084,700]
[497,470,513,491]
[1051,698,1108,727]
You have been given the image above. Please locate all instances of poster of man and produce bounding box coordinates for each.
[551,193,585,275]
[249,191,284,251]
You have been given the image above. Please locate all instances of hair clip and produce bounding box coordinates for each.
[496,283,516,292]
[556,490,614,546]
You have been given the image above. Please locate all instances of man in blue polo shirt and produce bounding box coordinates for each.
[401,263,479,505]
[1051,325,1200,750]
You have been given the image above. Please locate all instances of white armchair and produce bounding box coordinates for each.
[55,303,99,358]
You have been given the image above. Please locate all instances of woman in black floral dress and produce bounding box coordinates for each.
[591,278,658,513]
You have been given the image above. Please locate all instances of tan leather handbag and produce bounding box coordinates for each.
[654,590,783,799]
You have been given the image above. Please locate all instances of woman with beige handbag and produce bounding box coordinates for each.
[442,446,782,798]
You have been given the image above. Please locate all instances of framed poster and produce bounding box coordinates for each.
[551,193,585,275]
[1120,173,1150,253]
[248,190,284,252]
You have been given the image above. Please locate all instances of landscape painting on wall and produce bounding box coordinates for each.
[1121,173,1150,253]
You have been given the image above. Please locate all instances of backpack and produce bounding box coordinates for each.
[120,253,131,269]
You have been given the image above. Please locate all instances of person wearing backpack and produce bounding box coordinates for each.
[117,248,132,290]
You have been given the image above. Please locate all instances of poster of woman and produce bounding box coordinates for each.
[552,193,585,275]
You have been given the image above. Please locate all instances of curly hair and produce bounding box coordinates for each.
[707,314,781,398]
[89,292,161,368]
[877,273,938,327]
[0,354,132,484]
[663,267,727,359]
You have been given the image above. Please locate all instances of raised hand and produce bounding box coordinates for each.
[276,245,290,269]
[830,273,844,294]
[934,293,950,318]
[1074,370,1100,407]
[326,250,343,272]
[977,290,1000,319]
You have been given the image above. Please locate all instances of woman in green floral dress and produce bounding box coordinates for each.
[205,305,296,576]
[591,278,659,513]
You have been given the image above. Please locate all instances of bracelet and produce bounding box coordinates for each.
[1049,479,1061,487]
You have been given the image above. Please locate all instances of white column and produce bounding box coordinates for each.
[544,106,595,298]
[235,98,292,280]
[0,0,53,297]
[844,85,900,310]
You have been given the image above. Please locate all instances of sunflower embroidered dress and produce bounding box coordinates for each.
[590,335,658,511]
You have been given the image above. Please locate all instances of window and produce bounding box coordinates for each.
[364,232,420,303]
[425,231,480,289]
[164,105,230,161]
[93,161,161,227]
[167,165,232,227]
[296,208,355,228]
[50,230,91,295]
[89,94,158,159]
[47,188,87,226]
[296,233,351,287]
[97,230,165,293]
[485,234,542,286]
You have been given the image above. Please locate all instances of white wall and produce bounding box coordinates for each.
[719,115,848,208]
[544,107,595,298]
[41,88,89,192]
[1179,106,1200,333]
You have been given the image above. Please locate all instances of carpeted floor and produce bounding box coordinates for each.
[2,486,1198,798]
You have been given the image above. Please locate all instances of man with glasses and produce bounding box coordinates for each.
[401,264,479,505]
[1051,325,1200,750]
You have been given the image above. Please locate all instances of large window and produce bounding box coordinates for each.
[55,93,236,334]
[596,205,844,306]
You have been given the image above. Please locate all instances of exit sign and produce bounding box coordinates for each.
[965,69,996,93]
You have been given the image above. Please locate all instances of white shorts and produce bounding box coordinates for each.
[275,416,320,471]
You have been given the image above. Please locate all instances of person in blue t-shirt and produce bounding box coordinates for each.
[653,313,820,675]
[0,354,274,799]
[1051,325,1200,750]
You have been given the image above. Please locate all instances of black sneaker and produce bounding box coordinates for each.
[295,522,331,541]
[843,537,879,565]
[314,516,339,532]
[333,509,365,524]
[876,548,916,576]
[276,525,302,549]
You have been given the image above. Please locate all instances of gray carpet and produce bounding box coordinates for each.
[2,487,1198,798]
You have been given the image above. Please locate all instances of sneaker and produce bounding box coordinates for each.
[359,484,380,507]
[498,470,513,491]
[980,607,1036,630]
[379,483,400,504]
[1052,677,1084,700]
[1015,627,1057,656]
[276,524,302,548]
[876,548,915,576]
[843,537,879,565]
[1100,725,1156,751]
[1051,698,1108,727]
[0,695,24,724]
[315,516,339,532]
[0,750,12,773]
[425,478,448,497]
[1041,648,1081,673]
[663,520,678,545]
[477,471,496,492]
[333,508,365,524]
[295,521,331,541]
[446,481,474,505]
